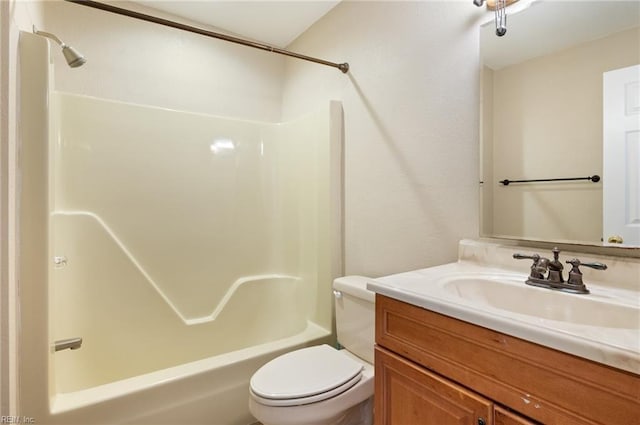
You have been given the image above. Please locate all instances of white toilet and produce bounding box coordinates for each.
[249,276,375,425]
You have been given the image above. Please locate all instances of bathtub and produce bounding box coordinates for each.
[48,322,330,425]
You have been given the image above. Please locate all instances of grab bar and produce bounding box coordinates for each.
[54,337,83,352]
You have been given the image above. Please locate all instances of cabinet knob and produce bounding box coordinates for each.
[478,418,486,425]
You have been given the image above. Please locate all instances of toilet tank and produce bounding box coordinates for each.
[333,276,375,364]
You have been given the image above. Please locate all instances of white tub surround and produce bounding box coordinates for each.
[367,239,640,374]
[18,33,344,424]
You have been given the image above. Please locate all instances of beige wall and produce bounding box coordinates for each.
[487,27,640,243]
[282,1,483,276]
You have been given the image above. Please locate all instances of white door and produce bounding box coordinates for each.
[603,64,640,246]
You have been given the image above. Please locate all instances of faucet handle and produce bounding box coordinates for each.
[583,261,608,271]
[566,258,608,271]
[513,253,540,261]
[513,253,548,279]
[565,258,607,289]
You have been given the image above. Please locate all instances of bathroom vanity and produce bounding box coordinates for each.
[368,240,640,425]
[374,295,638,424]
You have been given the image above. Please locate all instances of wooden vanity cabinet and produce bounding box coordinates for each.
[374,294,640,425]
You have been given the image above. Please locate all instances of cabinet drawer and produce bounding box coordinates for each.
[495,406,538,425]
[375,294,640,425]
[375,346,493,425]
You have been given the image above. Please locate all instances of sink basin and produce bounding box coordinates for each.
[442,275,640,329]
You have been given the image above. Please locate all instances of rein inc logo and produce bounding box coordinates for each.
[1,417,35,424]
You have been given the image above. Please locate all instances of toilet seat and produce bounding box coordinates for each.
[251,372,362,407]
[250,344,364,407]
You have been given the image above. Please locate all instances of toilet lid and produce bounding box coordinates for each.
[250,345,363,404]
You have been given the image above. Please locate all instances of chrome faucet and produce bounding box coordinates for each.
[513,248,607,294]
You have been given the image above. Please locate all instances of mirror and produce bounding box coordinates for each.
[480,0,640,248]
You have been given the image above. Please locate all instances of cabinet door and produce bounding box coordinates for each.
[375,346,493,425]
[495,406,538,425]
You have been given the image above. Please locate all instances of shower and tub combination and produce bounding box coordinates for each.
[19,12,345,424]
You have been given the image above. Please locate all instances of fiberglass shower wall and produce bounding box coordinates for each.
[50,93,337,393]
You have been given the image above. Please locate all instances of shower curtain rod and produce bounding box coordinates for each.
[63,0,349,73]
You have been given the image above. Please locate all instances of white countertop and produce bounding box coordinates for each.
[366,241,640,375]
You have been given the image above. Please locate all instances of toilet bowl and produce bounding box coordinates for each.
[248,276,375,425]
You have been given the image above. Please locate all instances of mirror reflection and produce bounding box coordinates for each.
[480,0,640,247]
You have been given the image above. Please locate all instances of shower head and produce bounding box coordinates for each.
[33,26,86,68]
[61,45,86,68]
